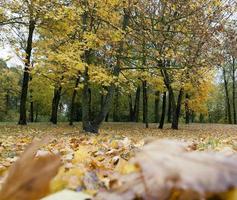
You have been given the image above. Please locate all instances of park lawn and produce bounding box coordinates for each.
[0,122,237,196]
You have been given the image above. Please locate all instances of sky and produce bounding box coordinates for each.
[0,45,23,67]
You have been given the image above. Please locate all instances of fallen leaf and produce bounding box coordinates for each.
[0,138,61,200]
[96,140,237,200]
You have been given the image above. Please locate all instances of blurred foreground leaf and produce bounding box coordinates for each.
[0,139,61,200]
[96,140,237,200]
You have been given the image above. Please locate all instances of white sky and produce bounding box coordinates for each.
[0,45,23,67]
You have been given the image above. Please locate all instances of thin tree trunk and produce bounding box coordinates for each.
[69,77,80,125]
[30,101,34,122]
[129,94,133,121]
[161,69,181,130]
[5,92,9,114]
[50,86,62,124]
[154,91,160,123]
[159,92,166,129]
[191,111,195,123]
[167,91,172,123]
[105,113,109,122]
[18,20,35,125]
[185,94,190,124]
[129,86,140,122]
[35,103,38,122]
[134,85,140,122]
[223,68,232,124]
[113,87,119,122]
[142,80,148,128]
[232,57,236,124]
[172,88,184,129]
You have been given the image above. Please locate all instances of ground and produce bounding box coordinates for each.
[0,122,237,195]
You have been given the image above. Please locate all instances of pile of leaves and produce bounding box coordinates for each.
[0,123,237,199]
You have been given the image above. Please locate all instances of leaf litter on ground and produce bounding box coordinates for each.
[0,123,237,199]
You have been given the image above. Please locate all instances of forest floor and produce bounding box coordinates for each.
[0,122,237,197]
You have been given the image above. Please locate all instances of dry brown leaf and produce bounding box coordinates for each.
[95,140,237,200]
[0,138,61,200]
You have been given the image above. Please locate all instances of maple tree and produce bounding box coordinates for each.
[0,0,235,132]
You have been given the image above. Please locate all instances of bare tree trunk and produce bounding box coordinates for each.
[232,57,236,124]
[223,68,232,124]
[159,92,166,129]
[35,103,38,122]
[167,91,172,123]
[113,87,119,122]
[18,20,35,125]
[50,86,62,124]
[172,88,184,129]
[30,101,34,123]
[69,77,80,125]
[185,94,190,124]
[142,80,148,128]
[154,91,160,123]
[134,85,140,122]
[129,86,140,122]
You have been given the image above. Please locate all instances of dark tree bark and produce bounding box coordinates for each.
[5,92,9,114]
[50,86,62,124]
[113,87,119,122]
[69,77,80,125]
[154,91,160,123]
[134,86,140,122]
[105,113,109,122]
[88,88,92,120]
[82,9,129,133]
[232,57,236,124]
[129,86,140,122]
[161,69,182,130]
[223,68,232,124]
[142,80,148,128]
[129,94,133,121]
[191,111,195,123]
[159,92,166,129]
[167,91,172,123]
[172,88,184,129]
[18,20,35,125]
[35,103,38,122]
[29,101,34,123]
[185,94,190,124]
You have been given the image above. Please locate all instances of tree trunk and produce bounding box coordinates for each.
[232,57,236,124]
[172,88,184,129]
[185,94,190,124]
[167,91,172,123]
[129,86,140,122]
[129,94,133,121]
[69,77,80,125]
[30,101,34,123]
[154,91,160,123]
[161,69,181,130]
[191,111,195,123]
[5,92,9,114]
[82,9,129,133]
[113,87,119,122]
[142,80,148,128]
[50,86,62,124]
[223,68,232,124]
[134,86,140,122]
[159,92,166,129]
[35,103,38,122]
[105,113,109,122]
[18,20,35,125]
